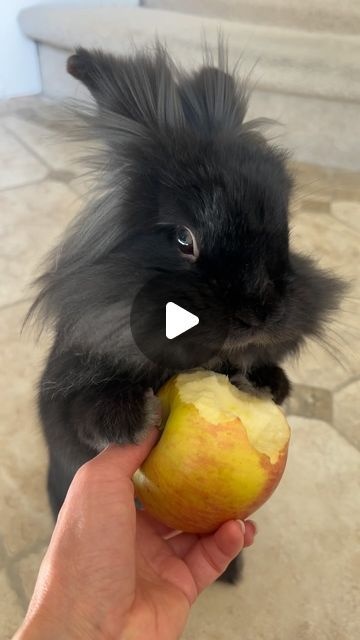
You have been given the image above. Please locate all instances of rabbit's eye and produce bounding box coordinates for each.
[176,226,199,260]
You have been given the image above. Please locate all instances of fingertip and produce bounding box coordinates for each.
[215,520,245,555]
[216,518,257,552]
[236,519,246,534]
[183,520,246,597]
[244,519,257,547]
[219,519,245,538]
[247,519,257,535]
[88,427,160,479]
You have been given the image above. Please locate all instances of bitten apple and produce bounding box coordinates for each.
[133,370,290,534]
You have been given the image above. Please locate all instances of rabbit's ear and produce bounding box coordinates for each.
[67,46,184,130]
[179,65,248,136]
[67,47,101,93]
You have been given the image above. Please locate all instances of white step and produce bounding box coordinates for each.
[145,0,360,35]
[19,4,360,102]
[18,4,360,170]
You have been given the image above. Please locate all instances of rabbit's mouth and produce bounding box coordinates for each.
[224,336,262,350]
[226,320,266,343]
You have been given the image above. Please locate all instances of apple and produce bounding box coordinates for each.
[133,370,290,534]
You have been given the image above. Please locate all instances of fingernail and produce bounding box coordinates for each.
[236,519,246,534]
[162,529,182,540]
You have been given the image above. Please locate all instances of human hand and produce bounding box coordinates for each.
[14,428,256,640]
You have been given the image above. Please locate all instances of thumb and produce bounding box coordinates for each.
[92,427,160,479]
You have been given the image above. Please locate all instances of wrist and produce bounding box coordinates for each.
[13,616,65,640]
[13,611,101,640]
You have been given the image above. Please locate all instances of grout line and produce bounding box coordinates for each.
[14,109,71,136]
[285,383,333,424]
[333,373,360,393]
[0,176,49,194]
[288,409,360,452]
[0,298,33,312]
[253,84,360,109]
[326,212,360,237]
[0,170,79,194]
[2,117,89,188]
[2,121,54,174]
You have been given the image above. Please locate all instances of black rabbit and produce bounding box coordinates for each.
[28,44,344,583]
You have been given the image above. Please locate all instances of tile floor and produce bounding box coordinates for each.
[0,96,359,639]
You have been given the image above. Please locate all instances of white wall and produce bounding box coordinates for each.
[0,1,138,98]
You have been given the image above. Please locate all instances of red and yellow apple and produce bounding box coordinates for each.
[133,370,290,534]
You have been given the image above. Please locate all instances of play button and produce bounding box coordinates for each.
[130,271,229,370]
[166,302,199,339]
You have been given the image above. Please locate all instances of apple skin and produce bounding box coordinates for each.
[134,374,290,534]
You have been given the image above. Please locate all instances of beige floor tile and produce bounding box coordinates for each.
[285,329,360,392]
[0,95,53,116]
[3,115,86,176]
[0,302,50,423]
[291,211,360,279]
[286,210,360,391]
[0,425,51,560]
[14,103,72,135]
[330,169,360,193]
[332,187,360,202]
[299,194,331,214]
[334,379,360,450]
[16,545,48,603]
[183,417,360,640]
[0,303,53,558]
[0,404,52,558]
[289,162,360,215]
[330,200,360,234]
[289,161,333,198]
[0,125,47,190]
[0,570,24,640]
[0,180,82,306]
[284,291,360,392]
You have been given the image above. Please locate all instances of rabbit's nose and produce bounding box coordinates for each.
[236,290,278,326]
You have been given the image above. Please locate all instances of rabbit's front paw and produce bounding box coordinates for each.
[247,365,291,405]
[230,371,270,399]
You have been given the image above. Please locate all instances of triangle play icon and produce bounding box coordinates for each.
[166,302,199,340]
